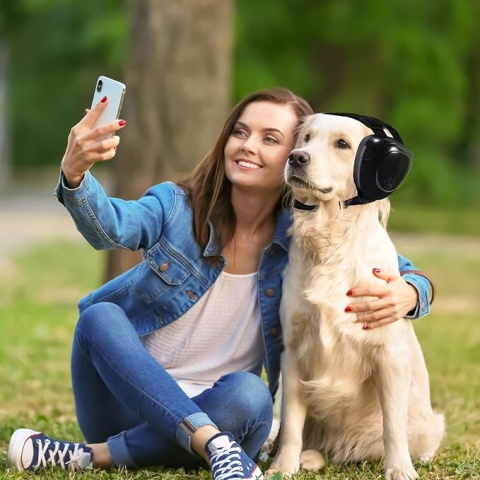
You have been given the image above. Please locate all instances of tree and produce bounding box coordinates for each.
[105,0,234,279]
[0,39,10,189]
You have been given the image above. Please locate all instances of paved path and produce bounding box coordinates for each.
[0,188,83,268]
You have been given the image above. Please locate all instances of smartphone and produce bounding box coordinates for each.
[90,75,126,140]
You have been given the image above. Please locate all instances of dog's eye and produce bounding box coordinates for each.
[304,134,310,143]
[335,139,350,149]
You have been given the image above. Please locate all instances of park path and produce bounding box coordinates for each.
[0,184,83,268]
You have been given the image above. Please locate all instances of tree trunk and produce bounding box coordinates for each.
[0,40,11,190]
[105,0,233,280]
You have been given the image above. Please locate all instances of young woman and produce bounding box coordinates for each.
[8,88,433,480]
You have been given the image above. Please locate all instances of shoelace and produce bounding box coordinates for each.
[35,438,87,471]
[210,441,245,480]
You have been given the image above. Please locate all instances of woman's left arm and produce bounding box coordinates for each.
[345,253,435,330]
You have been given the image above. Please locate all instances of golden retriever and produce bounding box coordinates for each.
[268,114,444,480]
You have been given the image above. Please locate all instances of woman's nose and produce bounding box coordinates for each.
[241,137,258,154]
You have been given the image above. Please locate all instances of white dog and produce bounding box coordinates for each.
[268,114,444,480]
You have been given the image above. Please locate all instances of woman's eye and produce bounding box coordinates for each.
[335,138,350,149]
[265,136,279,144]
[233,129,247,137]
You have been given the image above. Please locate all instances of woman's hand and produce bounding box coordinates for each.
[60,97,127,188]
[345,268,418,330]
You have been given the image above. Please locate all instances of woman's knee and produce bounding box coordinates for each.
[77,302,127,334]
[220,371,273,418]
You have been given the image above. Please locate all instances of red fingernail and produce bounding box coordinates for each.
[84,109,88,116]
[373,268,381,273]
[101,96,107,103]
[118,120,126,126]
[362,323,370,330]
[345,306,352,312]
[346,290,353,296]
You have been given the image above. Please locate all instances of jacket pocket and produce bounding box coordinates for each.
[133,248,190,303]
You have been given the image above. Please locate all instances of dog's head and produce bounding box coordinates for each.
[285,113,412,209]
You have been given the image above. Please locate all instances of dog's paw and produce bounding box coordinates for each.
[265,468,297,479]
[385,466,419,480]
[418,452,434,463]
[264,471,285,480]
[299,449,326,472]
[265,459,299,478]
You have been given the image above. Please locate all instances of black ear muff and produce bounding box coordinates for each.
[325,112,414,207]
[354,135,413,203]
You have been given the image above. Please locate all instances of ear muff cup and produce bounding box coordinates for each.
[353,135,413,202]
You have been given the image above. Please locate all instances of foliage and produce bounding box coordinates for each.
[2,0,126,170]
[2,0,480,207]
[234,0,480,207]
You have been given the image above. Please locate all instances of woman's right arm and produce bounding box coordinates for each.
[55,98,170,252]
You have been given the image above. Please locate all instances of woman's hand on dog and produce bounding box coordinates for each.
[345,268,419,330]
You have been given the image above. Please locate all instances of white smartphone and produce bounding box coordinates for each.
[90,75,126,140]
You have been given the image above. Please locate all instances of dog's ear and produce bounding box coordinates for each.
[326,112,413,207]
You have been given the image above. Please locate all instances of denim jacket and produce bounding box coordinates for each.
[54,172,431,399]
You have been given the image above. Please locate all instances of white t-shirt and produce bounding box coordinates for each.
[141,271,265,397]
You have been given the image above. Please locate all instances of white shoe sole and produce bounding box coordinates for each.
[7,428,40,471]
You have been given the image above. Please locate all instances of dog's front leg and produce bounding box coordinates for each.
[375,345,418,480]
[267,351,307,476]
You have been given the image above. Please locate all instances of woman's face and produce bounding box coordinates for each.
[224,101,298,195]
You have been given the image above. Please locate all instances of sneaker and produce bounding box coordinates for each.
[205,432,263,480]
[7,428,93,472]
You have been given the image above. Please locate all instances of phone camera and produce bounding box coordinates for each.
[96,79,103,92]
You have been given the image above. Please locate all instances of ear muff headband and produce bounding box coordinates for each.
[326,112,413,206]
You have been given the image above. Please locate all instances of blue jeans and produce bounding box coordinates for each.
[70,302,273,469]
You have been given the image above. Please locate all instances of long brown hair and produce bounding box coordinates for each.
[179,88,313,252]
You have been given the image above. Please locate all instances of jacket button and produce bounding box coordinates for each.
[186,290,197,300]
[159,262,170,272]
[265,288,275,297]
[271,327,279,337]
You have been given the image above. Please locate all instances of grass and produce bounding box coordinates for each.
[0,235,479,479]
[388,204,480,236]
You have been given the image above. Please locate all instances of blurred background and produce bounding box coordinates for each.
[2,1,480,198]
[1,0,479,272]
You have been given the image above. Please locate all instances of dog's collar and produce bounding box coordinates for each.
[293,199,318,211]
[293,196,370,211]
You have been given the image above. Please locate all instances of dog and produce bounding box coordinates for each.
[267,113,444,480]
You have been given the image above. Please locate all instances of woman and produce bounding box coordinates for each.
[8,88,433,480]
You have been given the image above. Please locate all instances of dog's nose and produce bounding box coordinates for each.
[288,150,310,167]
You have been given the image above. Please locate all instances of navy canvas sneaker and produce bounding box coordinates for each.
[205,432,263,480]
[8,428,93,472]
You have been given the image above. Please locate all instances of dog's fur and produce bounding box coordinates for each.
[268,114,444,480]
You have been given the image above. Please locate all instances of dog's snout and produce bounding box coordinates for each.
[288,150,310,168]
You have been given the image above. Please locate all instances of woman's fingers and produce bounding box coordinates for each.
[89,120,126,143]
[75,135,121,162]
[77,95,108,128]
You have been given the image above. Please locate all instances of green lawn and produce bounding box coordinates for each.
[0,235,479,479]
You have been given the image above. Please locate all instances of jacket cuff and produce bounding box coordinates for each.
[401,272,432,319]
[54,169,89,205]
